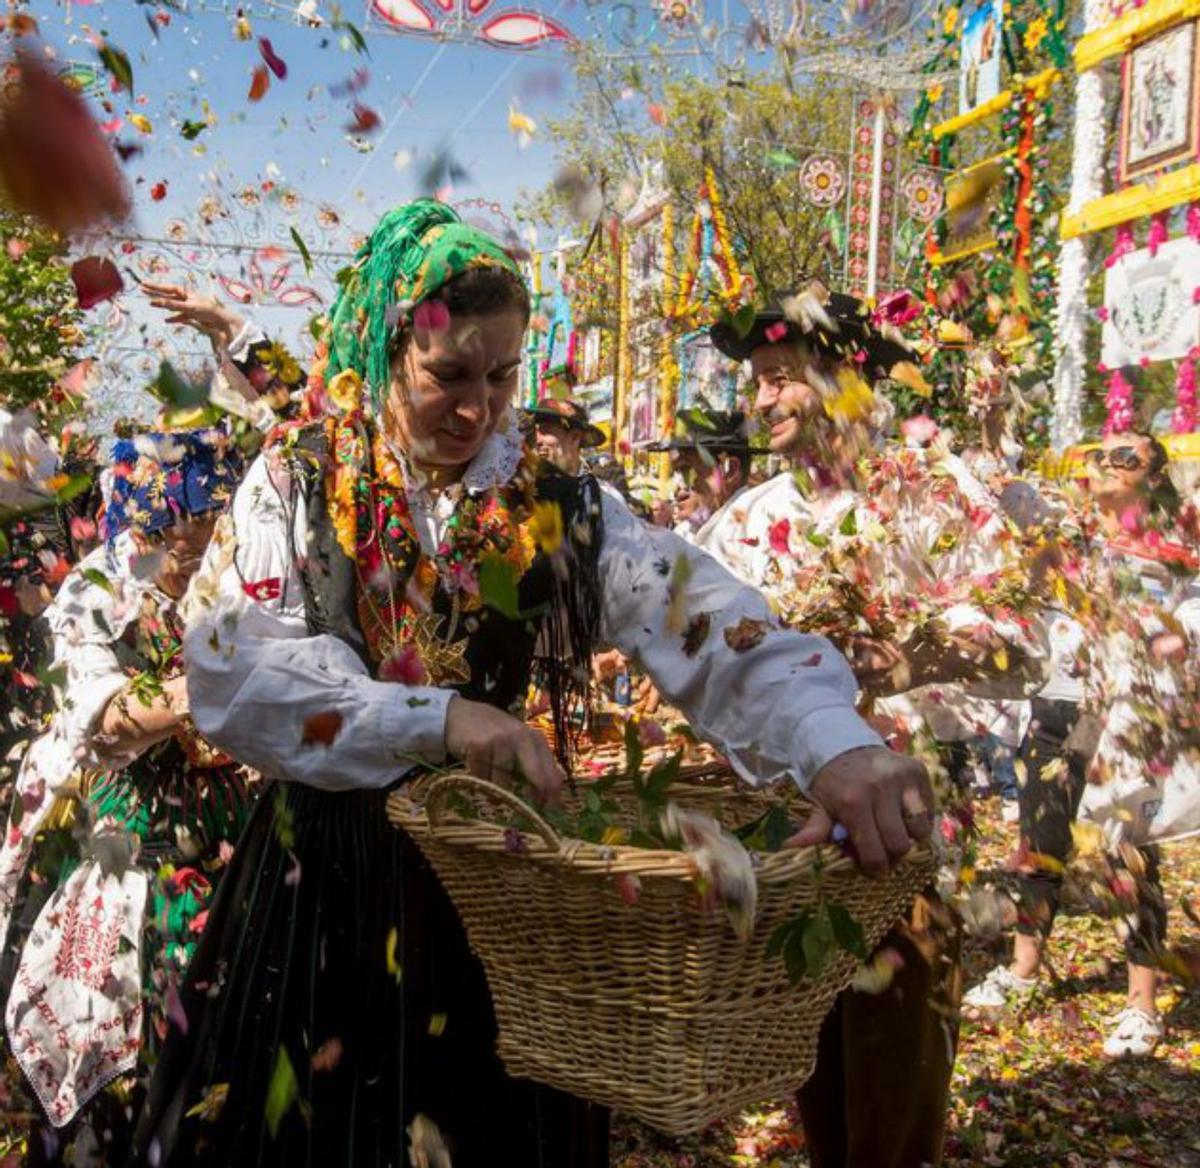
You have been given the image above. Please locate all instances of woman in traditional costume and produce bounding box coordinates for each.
[131,201,932,1168]
[0,424,254,1164]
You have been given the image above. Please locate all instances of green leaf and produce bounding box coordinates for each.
[766,148,798,169]
[53,473,95,507]
[827,902,868,960]
[478,552,521,619]
[806,531,830,548]
[768,911,815,983]
[90,609,113,637]
[762,805,793,852]
[333,17,370,55]
[731,303,757,339]
[180,119,208,140]
[150,360,211,409]
[289,227,314,276]
[97,40,134,95]
[82,567,114,594]
[264,1046,298,1140]
[800,910,836,979]
[838,509,858,537]
[644,751,682,804]
[622,719,644,787]
[36,664,67,690]
[0,528,8,556]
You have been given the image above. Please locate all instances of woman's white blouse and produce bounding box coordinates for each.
[181,439,883,794]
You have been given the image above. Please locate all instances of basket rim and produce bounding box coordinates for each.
[385,772,935,884]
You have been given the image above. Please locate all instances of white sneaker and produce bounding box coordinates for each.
[1102,1008,1163,1057]
[963,964,1038,1010]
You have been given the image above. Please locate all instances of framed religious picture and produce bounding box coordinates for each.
[628,378,659,448]
[959,0,1004,117]
[1119,21,1200,182]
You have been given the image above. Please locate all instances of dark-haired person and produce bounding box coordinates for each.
[0,424,255,1163]
[966,429,1200,1058]
[130,203,934,1168]
[648,407,755,541]
[524,395,605,475]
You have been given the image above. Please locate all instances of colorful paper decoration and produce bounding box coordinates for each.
[369,0,573,47]
[1118,19,1200,181]
[901,168,944,222]
[671,167,744,317]
[799,154,847,207]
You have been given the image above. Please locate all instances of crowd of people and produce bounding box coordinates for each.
[1,200,1198,1168]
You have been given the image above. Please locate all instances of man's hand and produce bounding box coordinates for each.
[444,696,564,804]
[142,280,247,352]
[788,746,934,877]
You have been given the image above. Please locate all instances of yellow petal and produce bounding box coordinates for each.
[128,113,154,135]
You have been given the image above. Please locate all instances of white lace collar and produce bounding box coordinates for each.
[460,408,525,493]
[379,408,526,503]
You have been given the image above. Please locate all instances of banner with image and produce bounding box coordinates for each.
[959,0,1004,116]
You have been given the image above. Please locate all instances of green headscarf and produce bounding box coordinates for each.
[324,199,523,412]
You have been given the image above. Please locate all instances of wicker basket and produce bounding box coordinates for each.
[386,768,933,1135]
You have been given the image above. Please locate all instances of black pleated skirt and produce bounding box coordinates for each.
[127,783,609,1168]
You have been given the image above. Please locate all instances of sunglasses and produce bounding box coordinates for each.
[1086,446,1145,472]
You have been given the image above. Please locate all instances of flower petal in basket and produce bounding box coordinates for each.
[386,770,934,1136]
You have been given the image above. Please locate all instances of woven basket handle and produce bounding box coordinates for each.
[423,774,563,854]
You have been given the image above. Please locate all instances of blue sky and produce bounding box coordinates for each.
[32,0,611,418]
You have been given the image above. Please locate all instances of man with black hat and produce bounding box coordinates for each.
[707,283,1048,1168]
[648,406,757,540]
[524,397,606,476]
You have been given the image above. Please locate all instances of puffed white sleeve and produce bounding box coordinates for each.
[42,539,147,767]
[597,492,883,792]
[182,448,453,791]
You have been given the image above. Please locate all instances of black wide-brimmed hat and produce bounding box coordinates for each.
[523,397,605,448]
[646,407,763,455]
[709,285,917,383]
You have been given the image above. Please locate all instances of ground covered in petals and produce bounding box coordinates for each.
[613,797,1200,1168]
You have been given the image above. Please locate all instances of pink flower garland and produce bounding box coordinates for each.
[1188,201,1200,243]
[1146,212,1169,257]
[1173,349,1199,433]
[1103,368,1135,435]
[1105,223,1136,269]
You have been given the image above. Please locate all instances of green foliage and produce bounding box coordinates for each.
[0,211,83,413]
[520,49,884,300]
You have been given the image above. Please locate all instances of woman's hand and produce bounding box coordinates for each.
[444,696,564,803]
[142,280,247,352]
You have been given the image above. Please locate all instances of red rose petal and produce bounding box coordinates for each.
[70,256,124,310]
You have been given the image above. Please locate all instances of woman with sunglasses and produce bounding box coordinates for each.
[966,429,1199,1058]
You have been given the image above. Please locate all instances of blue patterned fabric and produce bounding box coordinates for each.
[102,425,243,541]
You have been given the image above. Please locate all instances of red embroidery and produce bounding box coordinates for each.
[53,892,123,990]
[243,577,282,602]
